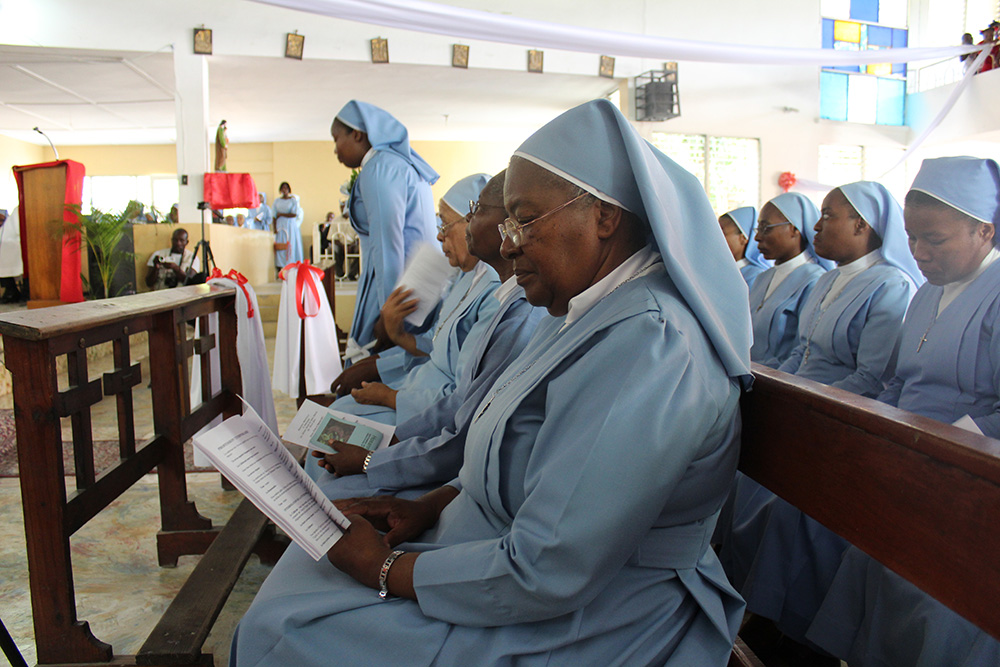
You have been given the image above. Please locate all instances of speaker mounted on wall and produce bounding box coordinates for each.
[634,63,680,122]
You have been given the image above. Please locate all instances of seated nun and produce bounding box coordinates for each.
[310,171,547,501]
[231,99,751,666]
[716,180,922,659]
[719,206,771,289]
[315,174,501,438]
[750,193,833,368]
[806,157,1000,667]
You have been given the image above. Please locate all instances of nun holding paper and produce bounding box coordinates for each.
[233,99,750,666]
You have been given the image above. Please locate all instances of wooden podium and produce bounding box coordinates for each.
[12,160,86,307]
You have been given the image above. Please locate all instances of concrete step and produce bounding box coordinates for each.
[262,320,278,337]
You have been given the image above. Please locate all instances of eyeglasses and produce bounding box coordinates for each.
[756,221,792,236]
[436,217,464,236]
[498,192,588,248]
[468,200,506,217]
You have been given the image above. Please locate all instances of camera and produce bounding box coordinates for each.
[196,201,210,210]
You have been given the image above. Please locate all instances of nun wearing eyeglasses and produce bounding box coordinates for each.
[804,157,1000,667]
[231,99,750,666]
[716,181,921,655]
[719,206,771,289]
[750,192,833,367]
[331,101,439,362]
[307,175,500,449]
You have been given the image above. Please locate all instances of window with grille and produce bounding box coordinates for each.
[651,133,760,214]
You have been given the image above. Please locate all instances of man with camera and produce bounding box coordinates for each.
[145,228,200,290]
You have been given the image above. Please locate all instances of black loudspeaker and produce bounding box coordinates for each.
[635,67,681,122]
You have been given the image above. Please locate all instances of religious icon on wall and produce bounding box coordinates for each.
[193,28,213,55]
[285,32,305,60]
[452,44,470,69]
[599,55,615,78]
[371,38,389,64]
[528,49,544,73]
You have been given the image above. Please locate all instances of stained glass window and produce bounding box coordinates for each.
[820,0,907,126]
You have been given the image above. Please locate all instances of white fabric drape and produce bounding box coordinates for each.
[249,0,982,66]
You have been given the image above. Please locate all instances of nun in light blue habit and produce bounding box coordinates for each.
[717,180,922,648]
[337,100,439,355]
[779,181,922,396]
[806,157,1000,667]
[721,206,771,288]
[372,173,493,388]
[246,192,272,231]
[232,99,750,666]
[749,192,832,367]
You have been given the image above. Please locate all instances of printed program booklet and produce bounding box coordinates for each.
[192,404,352,560]
[395,241,455,326]
[283,400,395,454]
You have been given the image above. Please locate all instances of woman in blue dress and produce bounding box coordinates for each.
[246,192,272,231]
[749,192,832,367]
[719,206,771,289]
[806,157,1000,667]
[718,180,920,656]
[273,181,304,270]
[232,99,751,666]
[332,100,439,357]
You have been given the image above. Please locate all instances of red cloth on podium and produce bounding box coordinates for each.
[12,159,86,303]
[203,173,258,209]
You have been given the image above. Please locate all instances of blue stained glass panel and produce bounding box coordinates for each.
[876,78,905,125]
[850,0,879,23]
[891,28,907,48]
[823,18,835,49]
[868,25,892,46]
[821,71,850,122]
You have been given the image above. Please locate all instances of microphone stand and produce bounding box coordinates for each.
[33,127,59,160]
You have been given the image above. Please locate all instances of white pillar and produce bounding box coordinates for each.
[172,46,210,223]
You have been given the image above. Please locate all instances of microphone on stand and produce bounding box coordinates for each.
[33,126,59,160]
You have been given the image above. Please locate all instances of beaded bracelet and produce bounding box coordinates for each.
[378,550,405,600]
[362,451,374,473]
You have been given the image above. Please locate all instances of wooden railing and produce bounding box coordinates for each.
[0,286,287,666]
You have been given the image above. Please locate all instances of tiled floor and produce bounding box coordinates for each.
[0,297,302,666]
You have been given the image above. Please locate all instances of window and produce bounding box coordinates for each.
[82,175,179,220]
[820,0,908,126]
[818,144,909,201]
[651,133,760,214]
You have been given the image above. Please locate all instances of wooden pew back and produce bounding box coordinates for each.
[740,363,1000,641]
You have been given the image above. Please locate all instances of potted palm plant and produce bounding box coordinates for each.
[66,201,138,299]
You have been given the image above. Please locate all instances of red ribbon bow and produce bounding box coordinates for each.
[778,171,797,193]
[209,267,255,318]
[279,260,325,319]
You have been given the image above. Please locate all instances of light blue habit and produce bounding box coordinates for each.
[316,283,546,501]
[719,181,920,646]
[246,192,272,231]
[338,100,439,350]
[373,173,491,383]
[273,193,304,267]
[805,157,1000,667]
[723,206,770,288]
[749,192,829,367]
[233,99,750,666]
[778,181,921,397]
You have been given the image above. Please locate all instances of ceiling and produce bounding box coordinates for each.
[0,44,621,146]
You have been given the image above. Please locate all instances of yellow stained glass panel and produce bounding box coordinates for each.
[867,63,892,76]
[834,20,861,43]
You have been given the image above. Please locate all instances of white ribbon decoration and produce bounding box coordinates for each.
[249,0,982,66]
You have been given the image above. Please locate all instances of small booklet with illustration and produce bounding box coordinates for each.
[192,403,351,561]
[283,400,395,454]
[396,241,455,326]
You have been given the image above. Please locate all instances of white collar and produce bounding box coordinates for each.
[764,251,812,299]
[736,258,750,269]
[493,274,519,305]
[563,245,661,329]
[360,147,376,169]
[939,247,1000,315]
[836,249,881,276]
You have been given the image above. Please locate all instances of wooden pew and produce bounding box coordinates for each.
[0,286,289,666]
[728,363,1000,666]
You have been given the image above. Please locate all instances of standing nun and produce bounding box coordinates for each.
[806,157,1000,667]
[331,101,439,360]
[232,99,751,666]
[749,192,833,367]
[719,206,771,289]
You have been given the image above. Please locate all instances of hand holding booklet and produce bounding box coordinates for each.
[395,241,455,326]
[192,401,395,560]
